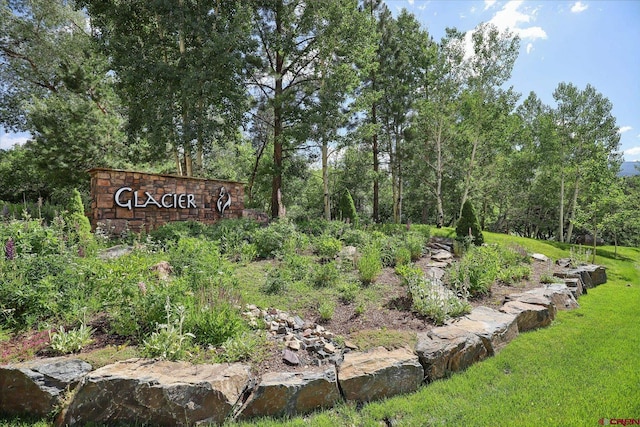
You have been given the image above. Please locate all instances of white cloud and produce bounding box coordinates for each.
[407,0,415,5]
[0,132,30,150]
[484,0,497,10]
[624,146,640,156]
[488,0,548,41]
[571,1,588,13]
[526,43,533,54]
[618,126,633,134]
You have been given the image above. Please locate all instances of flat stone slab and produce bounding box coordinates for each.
[416,326,488,382]
[505,284,579,318]
[531,253,549,262]
[447,306,519,355]
[499,300,552,332]
[59,358,252,427]
[338,347,423,403]
[0,357,92,417]
[239,367,341,419]
[430,249,453,262]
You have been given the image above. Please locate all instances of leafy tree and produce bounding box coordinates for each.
[82,0,253,176]
[0,0,125,195]
[249,0,372,218]
[552,83,622,242]
[457,23,519,219]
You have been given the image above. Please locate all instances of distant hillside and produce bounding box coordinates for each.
[619,162,640,177]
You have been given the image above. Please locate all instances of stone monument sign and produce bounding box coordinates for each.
[89,168,244,234]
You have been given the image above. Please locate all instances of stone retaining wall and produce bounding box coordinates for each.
[0,264,606,425]
[89,168,245,234]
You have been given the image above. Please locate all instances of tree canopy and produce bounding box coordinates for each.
[0,1,629,244]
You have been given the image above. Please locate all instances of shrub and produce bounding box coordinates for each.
[394,247,412,266]
[253,220,301,259]
[64,189,95,254]
[318,300,336,322]
[264,267,292,294]
[168,237,233,291]
[0,217,65,257]
[314,234,342,261]
[340,228,370,248]
[283,252,311,281]
[357,244,382,285]
[340,190,359,227]
[184,300,247,346]
[312,261,341,288]
[497,265,532,285]
[215,331,270,363]
[455,200,484,247]
[49,323,94,355]
[141,299,195,361]
[405,231,426,261]
[204,219,261,258]
[447,245,500,296]
[399,267,471,325]
[338,282,360,303]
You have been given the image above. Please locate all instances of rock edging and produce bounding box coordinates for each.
[0,261,607,425]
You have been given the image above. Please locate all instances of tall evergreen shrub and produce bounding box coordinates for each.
[340,189,358,227]
[456,200,484,246]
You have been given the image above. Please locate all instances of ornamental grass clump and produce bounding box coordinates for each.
[357,243,382,285]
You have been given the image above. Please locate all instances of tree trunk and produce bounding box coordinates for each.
[271,3,284,218]
[459,136,479,219]
[372,104,379,223]
[322,139,330,220]
[435,121,444,228]
[558,167,565,242]
[565,177,580,243]
[173,145,183,176]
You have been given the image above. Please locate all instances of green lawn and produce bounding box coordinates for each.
[229,234,640,427]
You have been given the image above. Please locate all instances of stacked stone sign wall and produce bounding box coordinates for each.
[89,168,245,234]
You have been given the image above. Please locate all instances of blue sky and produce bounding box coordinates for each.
[392,0,640,161]
[2,0,639,161]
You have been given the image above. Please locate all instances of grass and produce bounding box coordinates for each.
[226,233,640,427]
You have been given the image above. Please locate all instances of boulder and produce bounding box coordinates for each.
[338,347,423,403]
[447,306,519,355]
[59,359,252,427]
[430,249,453,262]
[578,264,607,287]
[97,244,133,260]
[423,266,446,281]
[499,300,552,332]
[531,253,549,262]
[561,277,584,298]
[238,368,341,419]
[555,269,592,289]
[0,357,92,417]
[506,284,579,317]
[415,326,488,382]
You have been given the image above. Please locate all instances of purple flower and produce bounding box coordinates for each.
[5,237,15,260]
